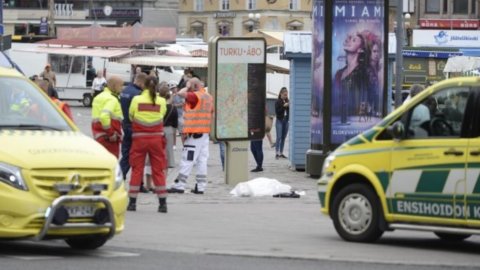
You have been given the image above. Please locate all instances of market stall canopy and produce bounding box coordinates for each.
[14,46,133,59]
[38,24,176,47]
[444,56,480,73]
[244,30,284,46]
[116,54,288,74]
[117,55,209,68]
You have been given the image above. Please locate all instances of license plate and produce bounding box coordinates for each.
[66,205,95,218]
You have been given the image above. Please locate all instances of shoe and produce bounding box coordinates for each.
[158,204,167,213]
[140,185,149,193]
[127,204,136,211]
[191,184,204,194]
[280,154,288,159]
[167,187,185,193]
[250,167,263,172]
[275,154,280,160]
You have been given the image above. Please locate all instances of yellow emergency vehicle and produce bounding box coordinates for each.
[0,65,127,249]
[319,77,480,242]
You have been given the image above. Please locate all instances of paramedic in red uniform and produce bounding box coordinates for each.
[167,77,213,194]
[91,76,124,158]
[127,76,168,213]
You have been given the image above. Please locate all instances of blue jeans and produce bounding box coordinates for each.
[275,118,289,154]
[219,141,226,171]
[250,140,263,169]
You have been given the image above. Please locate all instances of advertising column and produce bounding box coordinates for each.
[307,0,388,176]
[330,0,386,144]
[208,37,266,185]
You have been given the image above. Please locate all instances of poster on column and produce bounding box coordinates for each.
[311,0,325,147]
[331,0,385,144]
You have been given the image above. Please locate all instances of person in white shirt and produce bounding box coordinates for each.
[92,70,107,98]
[409,84,430,138]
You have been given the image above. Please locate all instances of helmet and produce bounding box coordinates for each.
[167,80,177,89]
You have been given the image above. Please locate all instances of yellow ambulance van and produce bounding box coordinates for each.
[319,77,480,242]
[0,65,127,249]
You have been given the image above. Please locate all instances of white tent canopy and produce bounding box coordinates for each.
[14,46,133,59]
[117,55,208,68]
[444,56,480,73]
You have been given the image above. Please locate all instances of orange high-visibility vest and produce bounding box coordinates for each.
[183,90,213,134]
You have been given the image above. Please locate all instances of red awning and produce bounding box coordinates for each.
[38,24,176,47]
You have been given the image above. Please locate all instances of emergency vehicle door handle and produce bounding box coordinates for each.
[470,151,480,156]
[444,149,464,156]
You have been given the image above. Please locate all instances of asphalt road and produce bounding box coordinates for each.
[1,104,479,270]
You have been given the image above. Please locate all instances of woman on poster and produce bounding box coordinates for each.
[333,31,369,124]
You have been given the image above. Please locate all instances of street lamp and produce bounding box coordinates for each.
[248,13,261,32]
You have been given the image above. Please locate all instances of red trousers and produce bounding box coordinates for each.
[96,137,120,158]
[129,136,167,198]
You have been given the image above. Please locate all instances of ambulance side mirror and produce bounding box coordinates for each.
[388,121,405,141]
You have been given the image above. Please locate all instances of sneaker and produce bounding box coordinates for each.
[275,154,280,160]
[250,167,263,172]
[280,154,288,159]
[158,204,168,213]
[167,187,185,193]
[127,204,136,211]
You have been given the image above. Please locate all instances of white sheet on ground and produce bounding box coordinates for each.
[230,178,292,197]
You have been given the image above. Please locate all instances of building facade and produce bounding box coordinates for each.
[2,0,178,37]
[178,0,312,40]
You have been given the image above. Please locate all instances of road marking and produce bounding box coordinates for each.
[6,256,63,260]
[89,250,140,258]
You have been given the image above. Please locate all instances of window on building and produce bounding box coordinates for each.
[425,0,440,13]
[220,0,230,10]
[218,23,230,36]
[195,0,204,11]
[247,0,256,10]
[443,0,448,13]
[453,0,469,14]
[473,0,477,14]
[289,0,299,10]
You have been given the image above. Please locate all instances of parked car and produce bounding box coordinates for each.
[0,65,127,249]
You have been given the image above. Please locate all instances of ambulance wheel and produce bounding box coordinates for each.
[434,232,471,242]
[83,94,93,107]
[65,234,109,250]
[331,183,384,242]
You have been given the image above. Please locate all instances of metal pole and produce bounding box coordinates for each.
[394,0,404,108]
[48,0,55,37]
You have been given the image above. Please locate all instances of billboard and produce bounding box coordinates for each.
[330,0,386,144]
[412,29,480,48]
[311,0,325,147]
[215,38,266,141]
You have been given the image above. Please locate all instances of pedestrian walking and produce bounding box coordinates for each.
[127,76,168,213]
[167,78,213,194]
[275,87,289,159]
[91,76,124,158]
[119,73,147,180]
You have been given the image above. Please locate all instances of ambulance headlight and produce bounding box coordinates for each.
[0,162,28,191]
[322,155,336,175]
[114,164,123,190]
